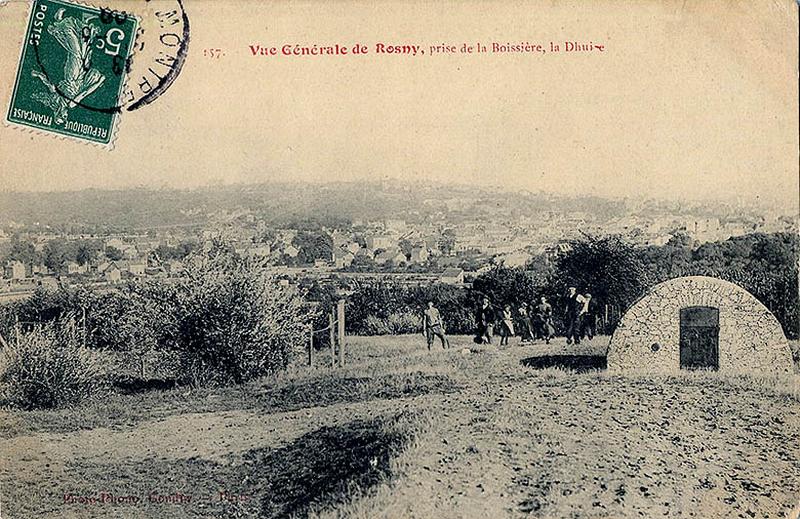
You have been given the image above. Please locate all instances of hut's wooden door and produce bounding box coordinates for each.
[679,306,719,370]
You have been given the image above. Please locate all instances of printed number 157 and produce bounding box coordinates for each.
[203,48,225,59]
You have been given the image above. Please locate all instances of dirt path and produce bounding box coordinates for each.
[365,347,800,519]
[2,338,798,519]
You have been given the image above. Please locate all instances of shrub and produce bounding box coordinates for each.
[346,281,475,335]
[167,246,314,386]
[362,311,423,335]
[89,282,179,379]
[0,319,109,409]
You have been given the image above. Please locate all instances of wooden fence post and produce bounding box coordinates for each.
[81,306,87,348]
[329,311,336,367]
[308,324,314,367]
[337,299,346,367]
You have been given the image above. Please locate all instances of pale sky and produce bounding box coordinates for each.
[1,0,798,212]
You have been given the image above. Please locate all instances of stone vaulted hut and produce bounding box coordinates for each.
[608,276,792,374]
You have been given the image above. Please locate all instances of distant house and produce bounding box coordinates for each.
[105,237,126,250]
[95,261,112,274]
[497,251,531,268]
[66,261,87,275]
[284,245,299,258]
[105,267,121,283]
[439,268,465,285]
[37,277,58,289]
[121,245,139,259]
[476,264,493,275]
[313,259,329,268]
[366,234,395,251]
[4,261,26,280]
[128,260,146,276]
[31,263,51,276]
[116,260,146,276]
[409,247,429,264]
[333,249,355,268]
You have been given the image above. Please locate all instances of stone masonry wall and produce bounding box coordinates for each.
[608,276,792,374]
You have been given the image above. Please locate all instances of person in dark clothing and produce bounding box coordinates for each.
[579,292,595,341]
[564,287,584,345]
[476,296,496,344]
[535,296,554,344]
[499,305,515,346]
[517,302,534,343]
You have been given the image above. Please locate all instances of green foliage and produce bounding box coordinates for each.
[0,319,108,410]
[39,238,104,272]
[0,246,317,386]
[89,283,178,378]
[0,285,95,339]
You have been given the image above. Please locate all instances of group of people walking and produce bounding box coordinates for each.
[422,287,596,350]
[475,295,557,346]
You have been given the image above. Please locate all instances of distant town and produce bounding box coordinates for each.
[1,180,796,300]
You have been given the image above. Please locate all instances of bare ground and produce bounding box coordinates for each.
[1,335,798,519]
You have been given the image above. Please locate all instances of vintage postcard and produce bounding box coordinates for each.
[0,1,798,518]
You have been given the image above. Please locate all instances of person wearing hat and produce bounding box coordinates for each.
[564,286,585,345]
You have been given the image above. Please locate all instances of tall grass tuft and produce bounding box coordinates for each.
[0,319,108,410]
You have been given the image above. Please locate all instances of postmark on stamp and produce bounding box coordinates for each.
[6,0,138,145]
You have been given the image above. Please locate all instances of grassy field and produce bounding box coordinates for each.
[1,335,799,519]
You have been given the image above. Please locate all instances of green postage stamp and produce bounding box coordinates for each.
[6,0,138,146]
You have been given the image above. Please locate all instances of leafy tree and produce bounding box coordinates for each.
[75,242,99,265]
[255,228,278,246]
[438,229,456,256]
[43,239,71,273]
[398,238,416,259]
[166,245,314,385]
[293,231,333,265]
[105,246,124,261]
[472,266,541,309]
[152,240,196,262]
[551,235,648,324]
[5,236,39,265]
